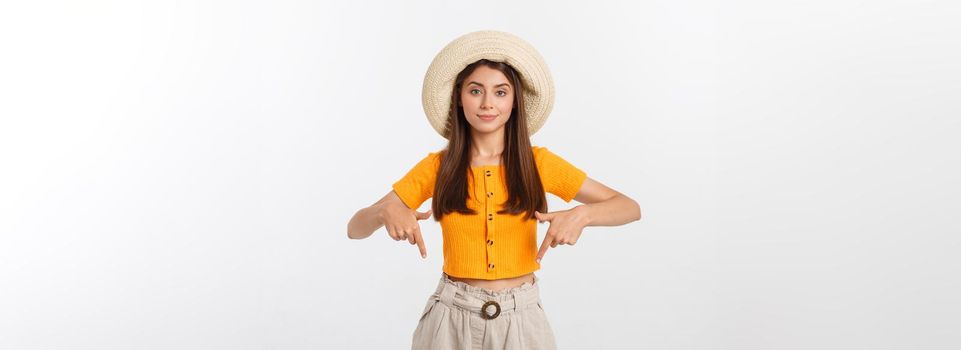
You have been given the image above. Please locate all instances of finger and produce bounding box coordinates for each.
[535,210,554,223]
[554,234,568,247]
[537,234,552,263]
[412,230,427,259]
[387,225,399,241]
[406,228,416,245]
[416,209,433,220]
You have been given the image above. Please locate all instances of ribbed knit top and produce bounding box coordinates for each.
[391,146,587,280]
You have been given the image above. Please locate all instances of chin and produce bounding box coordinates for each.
[470,126,499,134]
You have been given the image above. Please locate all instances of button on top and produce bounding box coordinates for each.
[488,263,495,269]
[487,240,493,245]
[485,170,491,177]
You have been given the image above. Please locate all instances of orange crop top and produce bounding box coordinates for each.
[391,146,587,280]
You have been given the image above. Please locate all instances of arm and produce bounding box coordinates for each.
[349,190,432,258]
[347,190,403,240]
[347,190,432,260]
[534,176,641,262]
[572,177,642,226]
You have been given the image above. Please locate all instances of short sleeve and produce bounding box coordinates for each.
[533,146,588,202]
[391,152,441,210]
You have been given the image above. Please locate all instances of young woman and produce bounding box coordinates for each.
[347,30,641,350]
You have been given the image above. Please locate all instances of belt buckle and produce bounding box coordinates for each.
[480,300,501,320]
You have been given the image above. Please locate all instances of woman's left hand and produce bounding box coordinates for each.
[534,205,591,263]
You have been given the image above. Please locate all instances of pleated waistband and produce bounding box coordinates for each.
[429,272,541,318]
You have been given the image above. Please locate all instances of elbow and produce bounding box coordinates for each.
[346,218,363,240]
[611,193,642,224]
[347,207,378,240]
[346,216,354,239]
[631,199,642,222]
[347,228,367,240]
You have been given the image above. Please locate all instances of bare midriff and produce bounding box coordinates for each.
[447,272,535,293]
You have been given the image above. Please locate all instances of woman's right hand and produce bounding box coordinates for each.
[379,203,432,259]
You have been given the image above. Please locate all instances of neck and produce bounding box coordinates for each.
[470,128,505,158]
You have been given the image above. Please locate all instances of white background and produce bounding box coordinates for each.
[1,1,959,349]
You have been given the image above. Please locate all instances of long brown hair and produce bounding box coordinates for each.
[431,59,547,221]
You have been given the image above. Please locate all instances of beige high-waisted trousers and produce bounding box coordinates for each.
[411,272,557,350]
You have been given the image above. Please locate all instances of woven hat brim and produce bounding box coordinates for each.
[421,30,555,139]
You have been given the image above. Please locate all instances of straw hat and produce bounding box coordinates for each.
[421,30,555,139]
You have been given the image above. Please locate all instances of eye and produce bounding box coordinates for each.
[470,89,481,95]
[496,91,507,97]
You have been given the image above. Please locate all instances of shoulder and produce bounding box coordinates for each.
[530,145,582,172]
[530,145,545,157]
[405,148,446,172]
[530,145,554,163]
[401,149,445,172]
[419,149,445,168]
[410,148,444,160]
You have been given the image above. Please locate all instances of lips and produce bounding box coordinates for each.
[478,114,498,121]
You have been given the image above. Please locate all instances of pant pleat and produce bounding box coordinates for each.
[411,272,556,350]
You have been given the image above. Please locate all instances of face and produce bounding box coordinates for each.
[459,65,514,136]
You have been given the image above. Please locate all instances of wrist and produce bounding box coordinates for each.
[373,202,387,224]
[574,204,593,226]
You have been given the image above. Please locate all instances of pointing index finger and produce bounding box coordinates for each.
[412,229,427,259]
[537,234,552,263]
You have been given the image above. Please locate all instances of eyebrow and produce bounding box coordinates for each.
[467,81,511,89]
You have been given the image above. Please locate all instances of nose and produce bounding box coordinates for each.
[480,94,494,110]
